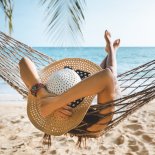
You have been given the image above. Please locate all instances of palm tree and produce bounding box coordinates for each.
[0,0,13,34]
[0,0,85,45]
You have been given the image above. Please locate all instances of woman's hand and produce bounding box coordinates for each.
[39,95,73,118]
[53,105,73,119]
[37,87,56,99]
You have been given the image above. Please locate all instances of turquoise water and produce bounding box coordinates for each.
[0,47,155,99]
[35,47,155,75]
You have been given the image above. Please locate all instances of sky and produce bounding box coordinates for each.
[0,0,155,47]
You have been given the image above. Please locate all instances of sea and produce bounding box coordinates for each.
[0,47,155,102]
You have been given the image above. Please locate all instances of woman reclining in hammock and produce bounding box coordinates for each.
[19,30,120,133]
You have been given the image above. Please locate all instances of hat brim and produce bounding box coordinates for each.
[27,58,102,136]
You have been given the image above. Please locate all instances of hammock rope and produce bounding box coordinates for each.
[0,31,155,139]
[0,32,55,97]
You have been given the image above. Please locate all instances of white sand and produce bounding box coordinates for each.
[0,99,155,155]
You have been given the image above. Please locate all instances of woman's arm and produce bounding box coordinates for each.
[19,57,49,98]
[19,57,72,118]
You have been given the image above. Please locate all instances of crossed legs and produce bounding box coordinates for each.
[87,30,120,131]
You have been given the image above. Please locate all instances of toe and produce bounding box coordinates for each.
[113,39,120,47]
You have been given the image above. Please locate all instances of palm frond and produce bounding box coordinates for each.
[0,0,13,34]
[40,0,86,46]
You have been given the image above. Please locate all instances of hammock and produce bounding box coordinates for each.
[0,31,155,144]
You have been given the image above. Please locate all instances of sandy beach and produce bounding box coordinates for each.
[1,0,155,154]
[0,97,155,155]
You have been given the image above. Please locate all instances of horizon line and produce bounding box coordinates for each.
[33,46,155,48]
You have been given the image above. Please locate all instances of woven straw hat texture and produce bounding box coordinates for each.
[27,58,102,136]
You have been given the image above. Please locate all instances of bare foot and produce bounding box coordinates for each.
[104,30,120,52]
[104,30,112,53]
[113,39,120,51]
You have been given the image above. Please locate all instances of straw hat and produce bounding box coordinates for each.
[27,58,102,136]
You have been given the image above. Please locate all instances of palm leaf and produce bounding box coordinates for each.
[40,0,86,46]
[0,0,13,34]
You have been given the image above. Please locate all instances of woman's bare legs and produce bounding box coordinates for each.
[100,30,120,72]
[100,56,107,69]
[87,30,120,131]
[105,33,120,77]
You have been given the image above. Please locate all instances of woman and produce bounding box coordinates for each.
[19,30,120,133]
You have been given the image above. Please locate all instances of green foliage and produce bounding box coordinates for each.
[0,0,13,34]
[0,0,85,45]
[40,0,85,46]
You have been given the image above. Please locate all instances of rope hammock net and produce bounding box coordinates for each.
[0,31,155,143]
